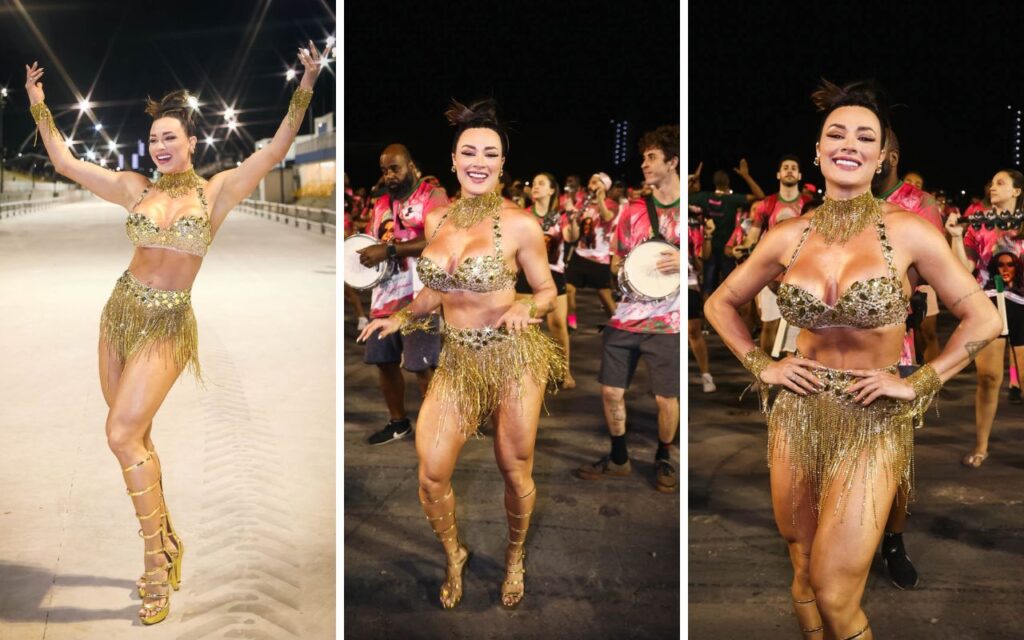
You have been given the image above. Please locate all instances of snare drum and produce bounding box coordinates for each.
[344,233,395,290]
[619,239,681,301]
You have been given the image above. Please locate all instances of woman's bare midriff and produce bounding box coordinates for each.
[127,247,203,291]
[441,289,517,329]
[794,324,905,370]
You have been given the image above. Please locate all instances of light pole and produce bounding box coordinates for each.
[1,86,8,196]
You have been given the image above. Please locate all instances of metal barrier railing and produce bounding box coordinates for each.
[0,192,84,219]
[237,199,336,235]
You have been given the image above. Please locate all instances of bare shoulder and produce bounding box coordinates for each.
[500,202,535,229]
[765,213,811,243]
[883,203,942,239]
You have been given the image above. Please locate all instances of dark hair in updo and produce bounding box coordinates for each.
[810,79,891,149]
[144,89,197,137]
[445,98,509,155]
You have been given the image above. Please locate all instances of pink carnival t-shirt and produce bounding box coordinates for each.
[881,181,944,234]
[573,198,620,264]
[608,197,681,334]
[367,180,449,317]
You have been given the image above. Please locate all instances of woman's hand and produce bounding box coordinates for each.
[494,301,543,333]
[24,61,45,105]
[758,356,825,395]
[297,40,332,90]
[357,316,401,343]
[844,369,915,405]
[945,212,963,238]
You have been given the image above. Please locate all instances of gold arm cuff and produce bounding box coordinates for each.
[741,346,773,381]
[29,101,62,144]
[287,87,314,131]
[393,307,434,336]
[905,363,942,429]
[741,346,774,414]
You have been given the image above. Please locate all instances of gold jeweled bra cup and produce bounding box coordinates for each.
[416,195,517,293]
[126,170,212,257]
[127,213,211,257]
[776,204,908,329]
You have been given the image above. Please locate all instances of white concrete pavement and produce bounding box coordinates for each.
[0,197,336,639]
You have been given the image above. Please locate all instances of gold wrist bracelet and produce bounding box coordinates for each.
[741,346,773,382]
[393,307,434,336]
[287,87,314,131]
[29,101,61,144]
[907,363,942,400]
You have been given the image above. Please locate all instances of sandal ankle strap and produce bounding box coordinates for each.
[122,452,155,473]
[127,478,162,497]
[420,486,453,505]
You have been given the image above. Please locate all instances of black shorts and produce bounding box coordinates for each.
[565,253,613,290]
[598,327,680,397]
[688,288,702,320]
[363,314,441,372]
[515,269,568,296]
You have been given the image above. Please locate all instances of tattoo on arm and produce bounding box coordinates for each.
[951,287,983,310]
[965,339,991,362]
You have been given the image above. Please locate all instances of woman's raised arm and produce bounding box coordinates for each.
[207,41,332,225]
[25,62,148,208]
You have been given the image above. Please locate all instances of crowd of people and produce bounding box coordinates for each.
[344,102,681,611]
[695,78,1019,639]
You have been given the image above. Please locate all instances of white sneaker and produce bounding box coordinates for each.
[701,373,716,393]
[357,316,369,331]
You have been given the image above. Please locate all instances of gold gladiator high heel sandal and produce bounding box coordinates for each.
[792,597,823,637]
[842,623,871,640]
[136,450,184,598]
[124,453,174,625]
[420,485,469,609]
[501,484,536,610]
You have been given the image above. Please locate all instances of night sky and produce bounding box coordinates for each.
[0,0,335,176]
[689,2,1018,205]
[343,0,681,193]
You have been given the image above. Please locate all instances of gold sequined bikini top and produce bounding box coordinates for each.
[776,216,908,330]
[126,184,212,258]
[416,207,517,293]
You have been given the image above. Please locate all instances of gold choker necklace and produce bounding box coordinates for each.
[154,168,204,199]
[814,191,882,245]
[450,192,502,229]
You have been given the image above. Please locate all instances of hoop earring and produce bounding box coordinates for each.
[813,156,820,167]
[451,166,456,173]
[500,169,504,177]
[876,164,883,174]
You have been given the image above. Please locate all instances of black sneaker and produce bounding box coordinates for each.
[1010,387,1022,404]
[881,532,919,590]
[367,419,412,446]
[655,459,678,493]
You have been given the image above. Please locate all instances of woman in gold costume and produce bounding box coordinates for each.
[705,80,1000,640]
[24,40,329,625]
[358,99,566,610]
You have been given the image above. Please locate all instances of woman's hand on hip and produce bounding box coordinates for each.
[845,369,915,405]
[494,301,542,333]
[759,356,825,395]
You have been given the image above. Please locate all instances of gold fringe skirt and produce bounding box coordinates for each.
[99,270,200,379]
[767,363,915,527]
[430,324,567,438]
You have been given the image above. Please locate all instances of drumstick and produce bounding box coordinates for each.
[772,317,788,358]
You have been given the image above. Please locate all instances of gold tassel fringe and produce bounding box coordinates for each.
[766,364,921,528]
[429,325,567,439]
[99,271,201,380]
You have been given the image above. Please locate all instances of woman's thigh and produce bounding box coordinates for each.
[492,374,544,475]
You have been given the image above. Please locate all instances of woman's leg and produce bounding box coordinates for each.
[415,391,471,609]
[566,283,578,328]
[810,443,899,640]
[596,287,617,317]
[105,345,185,622]
[770,432,824,639]
[546,294,575,388]
[967,338,1005,465]
[491,372,545,608]
[688,318,711,376]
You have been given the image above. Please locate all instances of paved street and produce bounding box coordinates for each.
[343,292,681,639]
[0,197,336,639]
